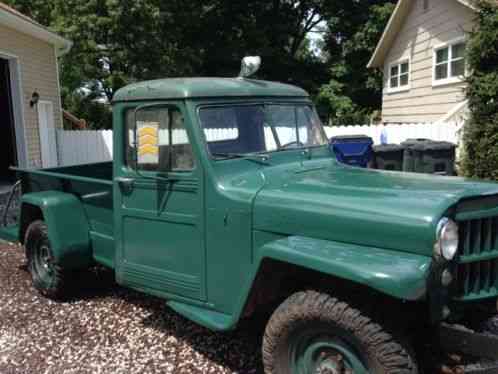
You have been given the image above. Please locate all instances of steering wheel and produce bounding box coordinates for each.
[280,141,305,149]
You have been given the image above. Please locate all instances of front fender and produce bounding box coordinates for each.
[21,191,92,269]
[256,235,432,301]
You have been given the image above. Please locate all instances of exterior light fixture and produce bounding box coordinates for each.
[30,91,40,107]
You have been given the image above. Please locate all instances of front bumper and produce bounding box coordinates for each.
[439,323,498,373]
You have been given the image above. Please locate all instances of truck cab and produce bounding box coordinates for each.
[2,71,498,373]
[111,77,325,311]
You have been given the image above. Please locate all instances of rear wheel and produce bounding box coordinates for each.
[262,290,418,374]
[25,220,70,300]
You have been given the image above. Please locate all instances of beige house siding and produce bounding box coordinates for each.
[0,23,63,167]
[382,0,476,123]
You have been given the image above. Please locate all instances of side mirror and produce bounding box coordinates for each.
[133,106,160,170]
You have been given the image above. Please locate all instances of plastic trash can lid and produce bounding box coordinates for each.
[401,138,431,147]
[330,134,373,143]
[406,140,456,151]
[373,144,404,152]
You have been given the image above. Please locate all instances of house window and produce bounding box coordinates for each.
[434,40,466,85]
[389,60,410,92]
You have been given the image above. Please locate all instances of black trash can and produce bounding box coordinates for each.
[402,139,456,175]
[401,138,432,172]
[373,144,404,171]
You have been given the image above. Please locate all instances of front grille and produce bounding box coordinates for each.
[455,216,498,300]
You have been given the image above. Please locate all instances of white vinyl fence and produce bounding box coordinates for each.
[324,121,463,146]
[57,122,464,166]
[57,130,113,166]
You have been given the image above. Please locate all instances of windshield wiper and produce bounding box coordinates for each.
[212,152,270,164]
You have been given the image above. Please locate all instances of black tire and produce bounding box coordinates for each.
[25,220,70,300]
[262,290,418,374]
[482,314,498,335]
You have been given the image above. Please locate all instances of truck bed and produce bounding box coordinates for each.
[0,162,115,268]
[32,161,114,182]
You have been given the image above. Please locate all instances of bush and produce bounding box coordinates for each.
[461,1,498,179]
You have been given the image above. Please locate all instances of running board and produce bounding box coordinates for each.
[166,301,234,331]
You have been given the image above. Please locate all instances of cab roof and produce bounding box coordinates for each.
[112,77,309,103]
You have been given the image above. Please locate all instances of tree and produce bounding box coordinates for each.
[6,0,393,128]
[6,0,334,128]
[318,1,395,125]
[461,1,498,179]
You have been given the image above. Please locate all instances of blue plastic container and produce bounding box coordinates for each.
[329,135,374,168]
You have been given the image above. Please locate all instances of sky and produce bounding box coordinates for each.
[307,19,327,57]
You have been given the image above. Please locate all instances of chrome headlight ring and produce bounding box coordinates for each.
[434,217,459,261]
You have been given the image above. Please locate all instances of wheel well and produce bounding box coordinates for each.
[241,258,427,329]
[19,203,43,244]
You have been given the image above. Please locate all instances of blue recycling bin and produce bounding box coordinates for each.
[329,135,374,168]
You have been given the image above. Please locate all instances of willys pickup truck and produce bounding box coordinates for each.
[2,59,498,373]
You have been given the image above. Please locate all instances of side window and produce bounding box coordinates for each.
[126,106,195,172]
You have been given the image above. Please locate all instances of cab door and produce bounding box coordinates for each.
[114,103,205,301]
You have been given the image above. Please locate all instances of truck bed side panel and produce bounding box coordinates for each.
[19,163,115,268]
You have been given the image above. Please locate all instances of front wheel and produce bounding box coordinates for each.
[482,314,498,335]
[262,290,418,374]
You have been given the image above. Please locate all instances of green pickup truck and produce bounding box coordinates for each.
[1,70,498,373]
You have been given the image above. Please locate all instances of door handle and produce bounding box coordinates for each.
[115,177,135,190]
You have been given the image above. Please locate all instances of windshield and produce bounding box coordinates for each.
[198,104,327,157]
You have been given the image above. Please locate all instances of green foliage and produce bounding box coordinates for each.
[63,90,112,130]
[5,0,393,128]
[317,78,371,125]
[318,1,396,125]
[461,1,498,179]
[6,0,337,128]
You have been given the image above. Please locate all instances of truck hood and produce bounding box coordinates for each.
[253,162,498,256]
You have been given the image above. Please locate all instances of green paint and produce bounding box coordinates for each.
[112,78,308,103]
[2,77,498,332]
[255,235,431,301]
[20,192,93,269]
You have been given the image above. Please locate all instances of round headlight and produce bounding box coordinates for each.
[435,218,459,260]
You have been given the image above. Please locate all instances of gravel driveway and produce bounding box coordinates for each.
[1,241,486,374]
[0,243,263,374]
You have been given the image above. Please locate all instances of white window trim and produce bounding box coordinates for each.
[387,57,411,94]
[432,37,467,87]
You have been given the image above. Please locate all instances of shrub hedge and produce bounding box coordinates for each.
[461,1,498,179]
